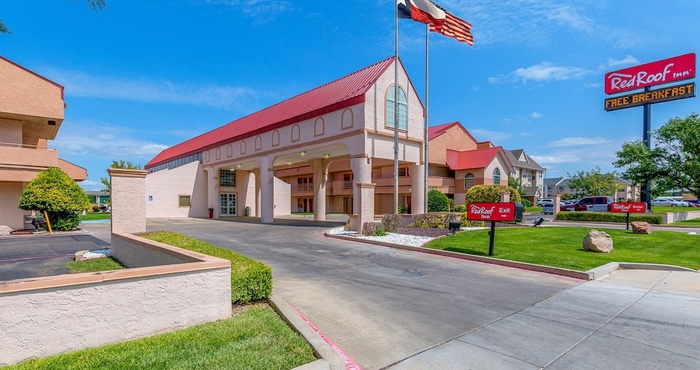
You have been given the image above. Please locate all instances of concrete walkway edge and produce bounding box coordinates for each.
[268,294,346,370]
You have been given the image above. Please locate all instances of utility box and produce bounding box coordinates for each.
[514,203,524,222]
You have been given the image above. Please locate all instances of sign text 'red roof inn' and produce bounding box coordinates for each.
[605,53,696,95]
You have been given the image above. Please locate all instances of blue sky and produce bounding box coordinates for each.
[2,0,698,190]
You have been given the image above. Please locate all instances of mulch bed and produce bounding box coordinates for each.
[9,229,38,235]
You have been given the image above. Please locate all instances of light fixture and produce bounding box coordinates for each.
[323,154,330,159]
[287,160,293,165]
[299,151,306,156]
[236,164,242,168]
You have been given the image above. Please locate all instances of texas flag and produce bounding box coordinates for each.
[398,0,473,45]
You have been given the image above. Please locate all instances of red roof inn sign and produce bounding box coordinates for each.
[604,53,696,111]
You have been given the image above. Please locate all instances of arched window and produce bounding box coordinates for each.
[464,173,475,190]
[493,168,501,185]
[386,85,408,130]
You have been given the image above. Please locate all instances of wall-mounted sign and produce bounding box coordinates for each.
[467,202,515,222]
[610,202,647,213]
[605,53,696,95]
[604,82,695,111]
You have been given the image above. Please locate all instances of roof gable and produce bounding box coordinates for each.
[446,146,513,172]
[147,56,400,168]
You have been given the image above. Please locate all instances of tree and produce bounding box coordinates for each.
[614,113,700,198]
[100,160,143,193]
[19,167,91,231]
[1,1,105,34]
[427,189,450,212]
[464,185,522,204]
[566,167,620,198]
[507,176,526,199]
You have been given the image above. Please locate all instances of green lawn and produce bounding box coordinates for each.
[79,213,111,221]
[425,226,700,271]
[652,206,698,213]
[66,257,126,273]
[526,206,543,213]
[671,218,700,226]
[7,305,316,370]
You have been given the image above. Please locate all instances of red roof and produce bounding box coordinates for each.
[428,121,483,145]
[446,147,508,170]
[147,57,398,168]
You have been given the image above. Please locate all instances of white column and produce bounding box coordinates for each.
[206,167,218,218]
[313,159,327,221]
[259,156,274,223]
[351,156,375,233]
[253,168,261,217]
[411,163,425,214]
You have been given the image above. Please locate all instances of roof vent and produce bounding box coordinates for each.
[48,120,56,126]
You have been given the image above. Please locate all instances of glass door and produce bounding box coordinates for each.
[220,193,237,216]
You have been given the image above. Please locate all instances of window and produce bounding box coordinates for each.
[219,169,236,187]
[464,173,475,190]
[492,168,501,185]
[179,195,191,207]
[386,85,408,130]
[398,167,409,177]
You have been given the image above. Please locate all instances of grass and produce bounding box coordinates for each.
[652,206,699,213]
[424,226,700,271]
[6,305,316,370]
[526,206,543,213]
[79,213,111,221]
[66,257,126,273]
[671,218,700,226]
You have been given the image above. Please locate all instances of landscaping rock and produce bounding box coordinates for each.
[583,229,613,253]
[630,221,652,234]
[0,225,11,236]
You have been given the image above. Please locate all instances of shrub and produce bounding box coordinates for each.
[141,232,272,303]
[521,199,532,207]
[18,167,91,231]
[464,185,522,204]
[555,212,662,224]
[408,213,461,228]
[460,212,485,227]
[454,204,466,212]
[362,222,386,236]
[428,189,450,212]
[382,214,402,233]
[92,205,101,213]
[397,205,409,214]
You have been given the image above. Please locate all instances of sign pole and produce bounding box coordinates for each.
[626,212,630,230]
[642,86,652,210]
[488,221,495,256]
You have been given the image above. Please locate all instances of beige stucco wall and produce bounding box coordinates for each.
[0,182,26,230]
[273,176,291,216]
[0,57,64,123]
[0,118,22,145]
[145,161,207,219]
[429,125,478,166]
[110,169,147,234]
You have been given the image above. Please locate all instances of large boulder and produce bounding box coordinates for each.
[583,229,613,253]
[630,221,652,234]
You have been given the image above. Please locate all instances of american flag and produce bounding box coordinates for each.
[429,2,474,46]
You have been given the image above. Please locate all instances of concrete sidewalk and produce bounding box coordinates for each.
[389,269,700,369]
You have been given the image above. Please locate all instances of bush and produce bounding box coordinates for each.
[460,212,485,227]
[454,204,466,212]
[362,222,386,236]
[141,232,272,303]
[408,213,462,228]
[382,214,402,233]
[397,205,409,214]
[521,199,532,207]
[92,205,101,213]
[18,167,90,231]
[555,212,662,224]
[428,189,450,212]
[464,185,522,204]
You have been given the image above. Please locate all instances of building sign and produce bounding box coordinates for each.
[610,202,647,213]
[467,202,515,222]
[604,82,695,111]
[605,53,696,95]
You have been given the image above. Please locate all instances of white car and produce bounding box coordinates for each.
[537,199,553,207]
[651,198,689,207]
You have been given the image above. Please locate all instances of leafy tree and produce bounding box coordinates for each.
[100,160,143,193]
[464,185,522,204]
[507,176,526,199]
[427,189,450,212]
[1,1,105,34]
[566,167,620,198]
[560,193,574,201]
[19,167,91,231]
[614,113,700,198]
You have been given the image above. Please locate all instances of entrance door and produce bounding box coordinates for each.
[220,193,237,216]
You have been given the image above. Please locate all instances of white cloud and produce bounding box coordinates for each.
[605,55,639,68]
[38,68,258,109]
[548,137,611,147]
[79,180,104,192]
[520,132,533,137]
[530,112,543,119]
[490,62,592,83]
[531,153,581,165]
[205,0,291,19]
[469,128,513,142]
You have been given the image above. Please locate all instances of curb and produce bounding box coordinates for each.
[325,233,699,281]
[268,294,345,370]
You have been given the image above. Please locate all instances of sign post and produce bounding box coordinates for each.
[467,202,516,256]
[610,202,647,230]
[604,53,696,208]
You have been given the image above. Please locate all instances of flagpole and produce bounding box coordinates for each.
[393,1,400,215]
[424,24,430,213]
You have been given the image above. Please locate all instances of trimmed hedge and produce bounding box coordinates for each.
[142,232,272,303]
[408,212,485,228]
[555,212,663,224]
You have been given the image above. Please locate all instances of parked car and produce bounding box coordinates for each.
[686,200,700,207]
[537,198,553,207]
[560,196,614,212]
[651,198,690,207]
